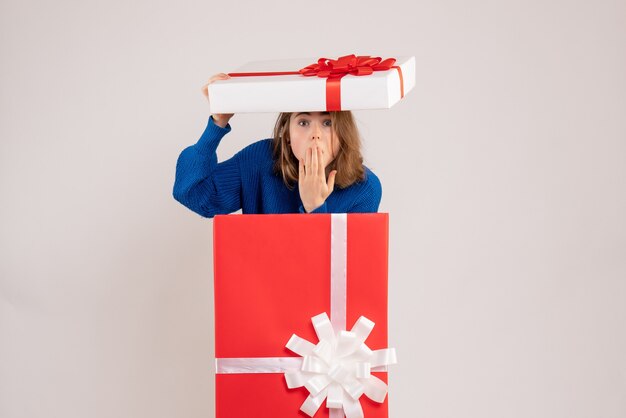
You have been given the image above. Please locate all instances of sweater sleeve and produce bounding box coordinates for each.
[172,116,242,218]
[347,170,382,213]
[298,202,328,214]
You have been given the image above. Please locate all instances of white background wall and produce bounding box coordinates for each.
[1,0,625,417]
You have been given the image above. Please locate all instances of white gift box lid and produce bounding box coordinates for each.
[207,55,415,113]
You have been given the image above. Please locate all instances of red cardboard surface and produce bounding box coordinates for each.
[213,214,389,418]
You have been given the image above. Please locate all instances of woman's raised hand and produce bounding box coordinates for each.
[298,142,337,213]
[202,73,234,128]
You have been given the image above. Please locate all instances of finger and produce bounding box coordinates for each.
[213,74,230,82]
[208,73,231,84]
[305,146,312,176]
[203,73,231,101]
[298,158,305,182]
[311,145,318,175]
[317,146,325,177]
[326,170,337,196]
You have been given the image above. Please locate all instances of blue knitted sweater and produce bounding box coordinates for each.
[173,116,382,218]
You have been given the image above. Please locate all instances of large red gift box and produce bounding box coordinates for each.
[213,213,392,418]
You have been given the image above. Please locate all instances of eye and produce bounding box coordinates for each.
[323,119,332,127]
[298,119,310,127]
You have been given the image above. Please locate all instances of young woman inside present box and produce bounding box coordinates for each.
[173,73,381,217]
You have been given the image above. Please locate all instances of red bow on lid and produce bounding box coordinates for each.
[299,55,397,78]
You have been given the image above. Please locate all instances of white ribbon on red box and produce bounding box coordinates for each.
[215,214,397,418]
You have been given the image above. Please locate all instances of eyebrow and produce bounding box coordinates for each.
[295,112,331,117]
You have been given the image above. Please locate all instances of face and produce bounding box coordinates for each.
[289,112,340,168]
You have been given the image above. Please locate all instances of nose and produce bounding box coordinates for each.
[312,122,321,141]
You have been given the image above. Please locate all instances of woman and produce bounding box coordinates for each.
[173,73,381,217]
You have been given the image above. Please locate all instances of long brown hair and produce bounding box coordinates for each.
[271,111,365,189]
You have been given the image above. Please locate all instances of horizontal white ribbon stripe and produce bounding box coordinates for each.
[215,357,303,374]
[215,357,388,375]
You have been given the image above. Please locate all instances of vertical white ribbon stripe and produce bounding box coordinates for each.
[330,213,348,334]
